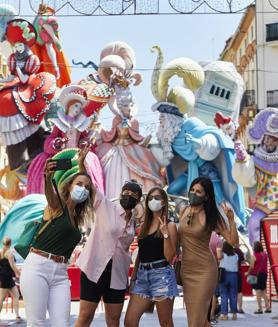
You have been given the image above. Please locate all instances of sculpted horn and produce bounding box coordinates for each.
[150,45,164,102]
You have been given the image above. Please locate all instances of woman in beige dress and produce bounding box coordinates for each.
[179,177,239,327]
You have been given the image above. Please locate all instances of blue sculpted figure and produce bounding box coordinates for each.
[150,46,245,224]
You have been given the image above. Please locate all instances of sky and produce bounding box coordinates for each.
[6,1,244,132]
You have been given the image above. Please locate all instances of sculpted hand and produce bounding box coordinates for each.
[234,140,248,161]
[185,133,202,149]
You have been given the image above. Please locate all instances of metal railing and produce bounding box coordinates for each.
[268,264,278,308]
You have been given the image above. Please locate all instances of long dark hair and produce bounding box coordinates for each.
[139,187,168,239]
[189,177,224,232]
[253,241,264,253]
[222,241,235,256]
[60,172,95,227]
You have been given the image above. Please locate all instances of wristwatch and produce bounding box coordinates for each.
[163,233,169,239]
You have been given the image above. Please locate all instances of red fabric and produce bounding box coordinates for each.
[8,54,40,81]
[252,252,268,275]
[0,72,56,122]
[6,19,37,47]
[31,43,71,88]
[214,112,232,128]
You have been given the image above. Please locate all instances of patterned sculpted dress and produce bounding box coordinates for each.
[179,211,218,327]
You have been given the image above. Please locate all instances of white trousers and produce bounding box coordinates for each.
[20,252,71,327]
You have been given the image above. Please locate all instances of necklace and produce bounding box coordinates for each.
[186,207,204,226]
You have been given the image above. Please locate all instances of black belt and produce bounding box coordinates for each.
[139,260,168,270]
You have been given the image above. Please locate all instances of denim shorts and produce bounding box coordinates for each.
[132,260,179,301]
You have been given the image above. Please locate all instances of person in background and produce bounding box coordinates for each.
[178,177,239,327]
[245,241,271,314]
[234,246,245,314]
[124,187,178,327]
[0,237,22,323]
[218,241,238,321]
[74,162,143,327]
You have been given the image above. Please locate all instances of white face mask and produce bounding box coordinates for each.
[148,199,164,212]
[70,185,89,204]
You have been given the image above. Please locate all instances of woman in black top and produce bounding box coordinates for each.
[0,237,22,323]
[125,187,178,327]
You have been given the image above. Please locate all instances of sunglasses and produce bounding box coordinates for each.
[148,195,163,201]
[121,190,140,199]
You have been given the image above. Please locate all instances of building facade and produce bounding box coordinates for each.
[220,4,257,150]
[256,0,278,110]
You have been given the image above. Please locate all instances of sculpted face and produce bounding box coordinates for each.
[121,103,133,118]
[68,102,82,118]
[14,42,25,54]
[262,135,278,153]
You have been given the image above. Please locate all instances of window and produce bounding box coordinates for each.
[210,85,215,94]
[209,84,231,100]
[240,90,255,109]
[266,23,278,42]
[251,25,254,40]
[267,90,278,107]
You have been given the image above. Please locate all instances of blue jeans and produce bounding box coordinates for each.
[220,271,238,314]
[132,261,179,301]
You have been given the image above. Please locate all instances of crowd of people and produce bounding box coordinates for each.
[0,147,272,327]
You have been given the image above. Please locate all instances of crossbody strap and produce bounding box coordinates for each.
[52,178,64,210]
[36,178,64,239]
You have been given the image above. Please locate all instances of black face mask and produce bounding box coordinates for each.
[120,195,137,210]
[188,192,206,206]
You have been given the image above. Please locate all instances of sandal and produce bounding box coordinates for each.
[237,309,245,314]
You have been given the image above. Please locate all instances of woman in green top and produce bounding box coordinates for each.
[20,153,94,327]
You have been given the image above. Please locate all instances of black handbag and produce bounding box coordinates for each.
[174,245,183,286]
[174,258,183,286]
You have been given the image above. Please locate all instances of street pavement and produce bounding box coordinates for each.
[0,296,277,326]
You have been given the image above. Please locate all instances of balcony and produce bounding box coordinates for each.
[267,90,278,108]
[240,90,256,110]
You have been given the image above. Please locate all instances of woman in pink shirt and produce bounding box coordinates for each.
[74,154,143,327]
[245,241,271,314]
